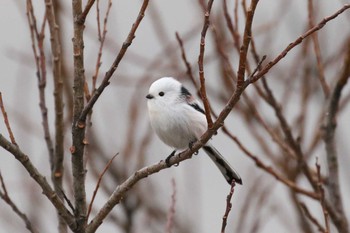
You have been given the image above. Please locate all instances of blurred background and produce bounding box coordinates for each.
[0,0,349,232]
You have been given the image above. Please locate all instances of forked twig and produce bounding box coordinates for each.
[0,93,17,145]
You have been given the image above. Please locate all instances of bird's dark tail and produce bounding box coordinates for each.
[203,145,242,185]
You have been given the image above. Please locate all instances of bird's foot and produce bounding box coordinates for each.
[165,150,177,167]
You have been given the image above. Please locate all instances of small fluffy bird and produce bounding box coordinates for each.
[146,77,242,185]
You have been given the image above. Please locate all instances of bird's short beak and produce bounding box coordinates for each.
[146,94,154,99]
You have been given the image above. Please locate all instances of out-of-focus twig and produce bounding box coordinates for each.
[0,172,38,233]
[165,178,176,233]
[0,93,17,145]
[307,0,329,98]
[299,202,326,233]
[221,180,235,233]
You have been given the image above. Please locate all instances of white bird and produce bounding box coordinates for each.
[146,77,242,185]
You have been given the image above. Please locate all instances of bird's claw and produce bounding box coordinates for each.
[165,150,176,167]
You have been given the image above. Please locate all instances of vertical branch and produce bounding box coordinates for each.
[44,0,66,232]
[72,0,87,231]
[221,181,236,233]
[236,0,259,89]
[322,38,350,233]
[198,0,214,129]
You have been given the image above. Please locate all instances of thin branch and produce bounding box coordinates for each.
[307,0,330,98]
[79,0,150,123]
[198,0,215,128]
[92,0,112,94]
[0,93,17,145]
[0,134,76,230]
[221,180,236,233]
[300,202,326,233]
[0,172,38,233]
[250,4,350,83]
[87,153,118,222]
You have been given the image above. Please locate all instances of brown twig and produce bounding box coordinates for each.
[316,158,330,233]
[78,0,96,24]
[198,0,214,128]
[250,4,350,83]
[236,0,259,89]
[175,32,197,86]
[165,178,176,233]
[0,93,17,145]
[221,180,236,233]
[0,172,38,233]
[86,153,118,222]
[299,202,326,233]
[79,0,150,123]
[307,0,330,98]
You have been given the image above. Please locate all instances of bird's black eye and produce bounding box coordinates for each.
[159,91,164,96]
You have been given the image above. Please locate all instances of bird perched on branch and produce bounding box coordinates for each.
[146,77,242,185]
